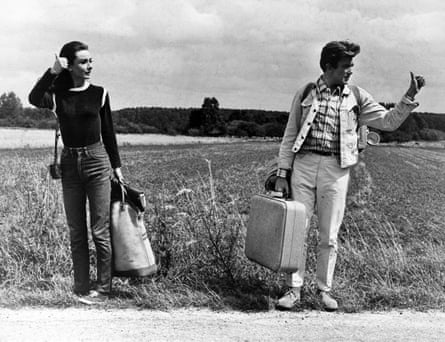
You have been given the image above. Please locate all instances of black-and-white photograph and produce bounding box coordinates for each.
[0,0,444,341]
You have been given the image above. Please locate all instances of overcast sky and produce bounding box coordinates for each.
[1,0,445,113]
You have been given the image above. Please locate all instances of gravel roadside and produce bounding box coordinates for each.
[1,308,445,341]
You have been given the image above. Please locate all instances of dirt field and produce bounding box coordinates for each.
[1,308,445,341]
[0,128,242,149]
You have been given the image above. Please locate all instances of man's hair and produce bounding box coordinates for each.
[319,40,360,71]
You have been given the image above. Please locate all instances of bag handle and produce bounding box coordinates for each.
[53,122,60,164]
[268,191,285,198]
[51,94,61,164]
[117,180,127,203]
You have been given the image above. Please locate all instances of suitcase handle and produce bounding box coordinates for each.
[268,191,285,198]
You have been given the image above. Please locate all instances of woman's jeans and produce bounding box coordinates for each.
[61,142,112,295]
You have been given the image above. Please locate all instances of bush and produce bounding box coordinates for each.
[380,130,413,143]
[139,124,161,134]
[419,128,445,141]
[115,124,131,134]
[166,127,178,135]
[260,122,285,137]
[226,120,265,137]
[115,122,162,134]
[37,120,55,129]
[124,122,144,134]
[187,128,202,136]
[0,118,11,126]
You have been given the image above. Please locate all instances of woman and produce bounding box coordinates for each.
[29,41,123,304]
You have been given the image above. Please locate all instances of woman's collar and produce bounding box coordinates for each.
[69,82,90,91]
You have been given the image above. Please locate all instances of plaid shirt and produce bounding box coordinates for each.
[301,77,342,154]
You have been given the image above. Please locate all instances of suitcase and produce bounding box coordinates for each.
[245,193,306,272]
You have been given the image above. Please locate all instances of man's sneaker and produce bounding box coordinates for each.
[77,290,108,305]
[276,287,300,310]
[319,291,338,311]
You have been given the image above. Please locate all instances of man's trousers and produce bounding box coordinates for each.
[285,152,350,292]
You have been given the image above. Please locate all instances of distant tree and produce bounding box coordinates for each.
[189,109,205,130]
[0,91,23,123]
[188,97,225,136]
[227,109,242,122]
[203,97,219,111]
[202,97,225,135]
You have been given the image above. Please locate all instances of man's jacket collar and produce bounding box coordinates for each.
[317,76,351,97]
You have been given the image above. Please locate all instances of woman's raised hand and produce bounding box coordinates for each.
[50,54,68,74]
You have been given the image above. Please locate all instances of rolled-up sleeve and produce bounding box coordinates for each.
[357,87,419,131]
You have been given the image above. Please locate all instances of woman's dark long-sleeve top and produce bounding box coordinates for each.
[29,69,121,168]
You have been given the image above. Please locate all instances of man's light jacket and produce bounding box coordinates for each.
[278,83,419,169]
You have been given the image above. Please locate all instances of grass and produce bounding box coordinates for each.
[0,142,444,312]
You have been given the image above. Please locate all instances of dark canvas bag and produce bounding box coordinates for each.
[110,180,157,277]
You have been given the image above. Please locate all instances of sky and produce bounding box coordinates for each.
[1,0,445,113]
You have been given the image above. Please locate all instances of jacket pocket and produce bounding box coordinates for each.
[346,105,359,131]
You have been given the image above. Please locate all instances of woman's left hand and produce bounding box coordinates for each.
[113,167,124,183]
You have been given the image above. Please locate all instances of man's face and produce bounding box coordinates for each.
[327,56,354,86]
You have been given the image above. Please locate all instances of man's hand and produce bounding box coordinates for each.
[275,177,290,198]
[50,54,68,75]
[406,71,426,100]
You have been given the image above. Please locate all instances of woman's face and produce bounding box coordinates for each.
[69,49,93,82]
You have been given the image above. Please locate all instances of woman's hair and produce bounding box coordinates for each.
[319,40,360,71]
[60,41,89,65]
[53,41,89,90]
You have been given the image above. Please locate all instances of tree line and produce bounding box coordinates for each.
[1,91,445,142]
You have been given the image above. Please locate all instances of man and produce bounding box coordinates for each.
[275,40,425,311]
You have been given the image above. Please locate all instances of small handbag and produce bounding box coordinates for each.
[49,117,62,179]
